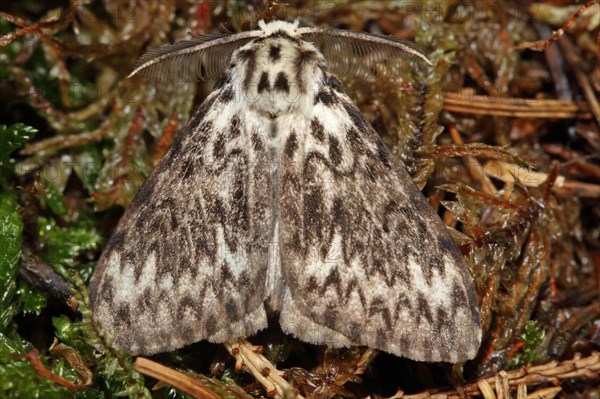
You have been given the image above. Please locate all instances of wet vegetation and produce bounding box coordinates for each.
[0,1,599,398]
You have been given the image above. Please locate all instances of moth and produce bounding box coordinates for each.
[89,20,481,363]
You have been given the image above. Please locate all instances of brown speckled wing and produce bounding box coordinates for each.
[88,82,272,355]
[90,19,481,361]
[278,73,481,363]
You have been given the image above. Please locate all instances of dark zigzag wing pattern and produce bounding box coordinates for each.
[278,73,481,363]
[88,80,272,355]
[90,20,481,362]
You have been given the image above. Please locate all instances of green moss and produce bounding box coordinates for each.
[0,191,24,332]
[511,321,546,367]
[0,124,38,180]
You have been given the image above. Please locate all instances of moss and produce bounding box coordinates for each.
[0,1,598,397]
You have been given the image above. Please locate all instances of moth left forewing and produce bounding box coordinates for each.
[89,83,273,355]
[278,73,481,363]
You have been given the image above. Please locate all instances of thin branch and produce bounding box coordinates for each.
[134,357,221,399]
[13,348,89,392]
[515,1,599,51]
[483,160,600,198]
[443,92,592,119]
[559,34,600,127]
[394,352,600,398]
[225,339,304,399]
[449,126,497,195]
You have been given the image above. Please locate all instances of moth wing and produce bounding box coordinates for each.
[278,74,481,363]
[89,87,272,355]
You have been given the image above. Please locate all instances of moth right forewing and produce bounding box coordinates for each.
[278,72,481,363]
[88,84,272,355]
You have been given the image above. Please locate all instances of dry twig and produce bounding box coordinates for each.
[394,352,599,398]
[13,348,89,392]
[515,1,599,51]
[484,161,600,198]
[225,339,304,399]
[559,35,600,126]
[134,357,220,399]
[449,126,497,195]
[443,92,592,119]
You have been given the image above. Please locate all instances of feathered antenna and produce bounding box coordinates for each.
[298,27,431,79]
[128,31,262,81]
[129,22,431,82]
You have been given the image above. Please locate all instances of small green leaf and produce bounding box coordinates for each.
[52,315,92,354]
[44,181,69,216]
[0,124,38,176]
[0,191,23,332]
[0,303,21,335]
[74,145,104,194]
[511,320,546,367]
[521,320,545,357]
[0,332,76,399]
[0,330,32,355]
[16,283,47,315]
[39,216,102,273]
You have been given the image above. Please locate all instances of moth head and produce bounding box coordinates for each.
[225,29,327,117]
[257,19,301,36]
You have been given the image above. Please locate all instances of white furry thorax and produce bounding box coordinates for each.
[228,21,326,119]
